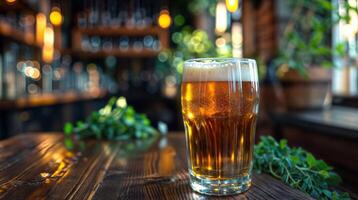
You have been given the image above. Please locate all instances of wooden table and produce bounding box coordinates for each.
[270,106,358,193]
[271,106,358,140]
[0,133,313,199]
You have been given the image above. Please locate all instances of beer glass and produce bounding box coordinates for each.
[181,58,259,195]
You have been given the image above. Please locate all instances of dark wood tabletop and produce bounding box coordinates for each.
[0,132,313,200]
[270,106,358,140]
[270,106,358,194]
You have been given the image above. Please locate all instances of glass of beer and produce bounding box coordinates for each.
[181,58,259,196]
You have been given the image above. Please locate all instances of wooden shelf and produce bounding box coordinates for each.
[72,26,169,52]
[0,90,108,110]
[0,21,40,48]
[0,0,37,14]
[62,49,160,58]
[74,26,165,36]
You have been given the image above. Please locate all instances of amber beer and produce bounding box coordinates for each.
[181,58,259,196]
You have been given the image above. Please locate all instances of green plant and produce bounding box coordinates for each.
[156,0,232,78]
[63,97,158,140]
[254,136,350,200]
[188,0,217,16]
[274,0,357,75]
[156,26,232,78]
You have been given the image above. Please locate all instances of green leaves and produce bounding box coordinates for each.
[254,136,350,200]
[274,0,358,74]
[306,153,317,168]
[63,122,73,136]
[157,26,233,76]
[63,97,158,140]
[334,43,346,57]
[317,0,333,10]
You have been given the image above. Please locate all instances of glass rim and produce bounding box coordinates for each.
[184,57,256,65]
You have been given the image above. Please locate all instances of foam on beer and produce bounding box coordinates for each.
[183,59,257,82]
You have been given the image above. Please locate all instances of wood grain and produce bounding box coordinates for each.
[0,133,313,200]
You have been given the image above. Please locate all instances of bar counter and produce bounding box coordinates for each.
[0,133,313,199]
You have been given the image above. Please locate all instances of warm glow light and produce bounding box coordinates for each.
[50,7,63,26]
[348,0,358,33]
[42,47,54,63]
[158,10,171,29]
[24,66,41,80]
[341,23,355,40]
[215,37,226,47]
[339,0,358,41]
[226,0,239,13]
[44,26,54,46]
[42,26,54,63]
[163,75,177,98]
[36,13,46,45]
[6,0,16,4]
[215,2,227,34]
[187,112,194,119]
[24,66,34,77]
[31,68,41,80]
[232,22,243,58]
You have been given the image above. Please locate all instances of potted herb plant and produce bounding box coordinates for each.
[273,0,356,110]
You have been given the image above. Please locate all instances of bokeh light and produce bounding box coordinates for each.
[23,62,41,80]
[42,26,55,63]
[36,13,46,45]
[158,10,171,29]
[226,0,239,13]
[215,37,226,47]
[5,0,16,4]
[50,7,63,26]
[215,2,227,34]
[174,15,185,26]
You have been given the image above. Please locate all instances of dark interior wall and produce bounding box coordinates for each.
[243,0,277,62]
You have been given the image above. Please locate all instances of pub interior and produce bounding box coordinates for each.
[0,0,358,198]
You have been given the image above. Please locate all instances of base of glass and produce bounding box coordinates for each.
[189,171,251,196]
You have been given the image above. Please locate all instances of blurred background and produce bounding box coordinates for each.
[0,0,357,192]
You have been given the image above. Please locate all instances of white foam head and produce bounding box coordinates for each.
[183,58,258,82]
